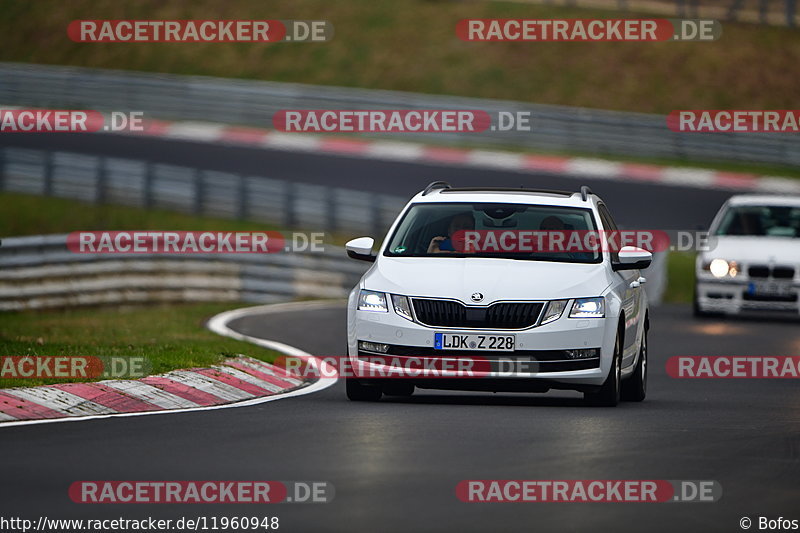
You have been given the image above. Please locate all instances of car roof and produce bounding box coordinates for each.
[410,184,601,208]
[726,194,800,207]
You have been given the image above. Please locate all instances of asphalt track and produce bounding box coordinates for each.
[1,302,799,532]
[0,132,733,229]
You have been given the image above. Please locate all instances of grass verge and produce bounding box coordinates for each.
[664,251,696,304]
[0,302,280,388]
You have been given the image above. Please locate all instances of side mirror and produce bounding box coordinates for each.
[612,246,652,271]
[346,237,376,262]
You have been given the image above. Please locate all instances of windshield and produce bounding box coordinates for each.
[715,205,800,237]
[384,202,602,263]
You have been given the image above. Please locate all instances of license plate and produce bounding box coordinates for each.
[748,281,793,297]
[434,333,515,352]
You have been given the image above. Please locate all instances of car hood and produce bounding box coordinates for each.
[364,257,613,302]
[704,236,800,264]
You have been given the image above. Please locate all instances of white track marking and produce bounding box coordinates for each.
[164,121,225,142]
[0,412,17,422]
[0,300,342,428]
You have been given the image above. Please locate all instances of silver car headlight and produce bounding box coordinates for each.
[358,290,388,312]
[391,294,414,321]
[569,297,605,318]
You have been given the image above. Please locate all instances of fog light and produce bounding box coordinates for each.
[359,341,390,353]
[564,348,599,360]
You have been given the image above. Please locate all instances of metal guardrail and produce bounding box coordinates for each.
[0,63,798,168]
[0,232,668,310]
[0,234,369,311]
[0,146,407,237]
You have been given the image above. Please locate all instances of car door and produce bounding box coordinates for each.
[598,203,642,368]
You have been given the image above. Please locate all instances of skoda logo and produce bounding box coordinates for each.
[471,292,484,303]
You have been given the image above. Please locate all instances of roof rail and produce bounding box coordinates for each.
[580,185,593,201]
[422,181,451,196]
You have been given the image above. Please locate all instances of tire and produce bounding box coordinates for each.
[621,328,647,402]
[346,378,382,402]
[584,329,621,407]
[382,380,414,397]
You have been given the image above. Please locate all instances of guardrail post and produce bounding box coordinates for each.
[194,169,204,215]
[143,163,153,209]
[43,151,54,197]
[788,0,796,26]
[0,147,5,192]
[325,187,337,235]
[237,175,248,220]
[96,157,107,204]
[370,194,382,238]
[284,181,296,229]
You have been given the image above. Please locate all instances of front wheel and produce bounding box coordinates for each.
[346,378,382,402]
[621,328,647,402]
[584,330,621,407]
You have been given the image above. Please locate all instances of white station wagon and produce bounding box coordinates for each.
[345,182,652,406]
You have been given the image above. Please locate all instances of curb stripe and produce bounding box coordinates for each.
[103,380,201,410]
[139,376,225,406]
[0,391,65,420]
[227,359,301,388]
[2,388,116,416]
[52,383,159,413]
[102,115,800,194]
[211,365,285,393]
[165,370,254,402]
[194,368,276,396]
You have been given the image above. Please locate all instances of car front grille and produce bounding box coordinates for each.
[411,299,544,329]
[748,265,796,279]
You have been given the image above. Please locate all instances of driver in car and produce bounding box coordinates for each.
[427,213,475,253]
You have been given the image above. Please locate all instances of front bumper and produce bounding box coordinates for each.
[349,306,617,388]
[696,277,800,314]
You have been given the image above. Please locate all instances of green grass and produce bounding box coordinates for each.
[0,192,280,237]
[0,0,798,115]
[664,251,696,304]
[0,302,279,388]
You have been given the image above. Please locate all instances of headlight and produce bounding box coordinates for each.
[569,297,605,318]
[391,294,414,321]
[541,299,568,325]
[358,290,388,312]
[708,258,738,278]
